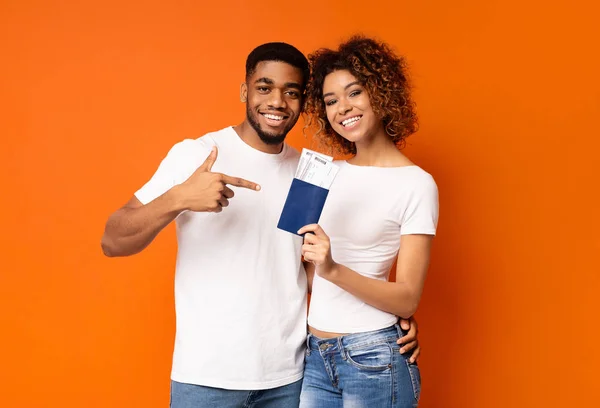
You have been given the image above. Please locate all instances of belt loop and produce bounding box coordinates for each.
[306,333,312,356]
[395,320,403,338]
[338,336,347,360]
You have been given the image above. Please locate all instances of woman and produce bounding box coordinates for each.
[298,36,439,407]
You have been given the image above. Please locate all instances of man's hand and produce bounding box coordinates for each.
[177,146,260,213]
[397,316,421,363]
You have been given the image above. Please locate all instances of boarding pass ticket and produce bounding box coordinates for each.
[295,148,339,189]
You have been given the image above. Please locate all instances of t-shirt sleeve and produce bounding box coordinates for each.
[399,174,439,236]
[134,139,212,205]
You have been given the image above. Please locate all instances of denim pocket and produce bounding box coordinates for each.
[405,360,421,401]
[345,341,393,371]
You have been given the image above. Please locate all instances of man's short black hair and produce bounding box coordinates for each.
[245,42,310,87]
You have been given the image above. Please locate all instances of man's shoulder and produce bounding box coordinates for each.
[191,126,234,148]
[166,126,232,156]
[197,126,234,143]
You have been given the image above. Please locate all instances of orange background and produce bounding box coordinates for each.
[1,1,599,407]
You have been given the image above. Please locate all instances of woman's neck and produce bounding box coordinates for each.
[350,133,411,167]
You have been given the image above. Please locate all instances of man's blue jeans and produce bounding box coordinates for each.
[170,378,302,408]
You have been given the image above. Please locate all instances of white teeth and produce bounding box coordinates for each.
[263,114,284,121]
[342,116,361,126]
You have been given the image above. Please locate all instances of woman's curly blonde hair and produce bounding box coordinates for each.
[304,36,418,155]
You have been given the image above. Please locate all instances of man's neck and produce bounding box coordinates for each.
[233,121,284,154]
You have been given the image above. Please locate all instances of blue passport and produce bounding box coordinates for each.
[277,178,330,236]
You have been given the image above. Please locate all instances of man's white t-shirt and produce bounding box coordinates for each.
[308,161,439,333]
[135,126,307,390]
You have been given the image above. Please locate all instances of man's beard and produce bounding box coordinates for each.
[246,105,293,146]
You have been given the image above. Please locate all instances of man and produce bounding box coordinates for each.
[101,42,420,407]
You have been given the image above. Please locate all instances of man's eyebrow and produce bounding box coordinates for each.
[284,82,302,90]
[254,78,302,90]
[322,81,361,98]
[254,77,274,85]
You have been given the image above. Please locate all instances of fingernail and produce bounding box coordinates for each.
[400,348,405,353]
[256,185,261,191]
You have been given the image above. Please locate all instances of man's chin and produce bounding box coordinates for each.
[247,111,291,145]
[258,131,287,145]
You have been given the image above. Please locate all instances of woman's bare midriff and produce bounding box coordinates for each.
[308,326,348,339]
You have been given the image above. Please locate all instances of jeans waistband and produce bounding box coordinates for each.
[306,324,402,352]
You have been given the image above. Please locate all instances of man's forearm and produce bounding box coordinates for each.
[101,187,185,257]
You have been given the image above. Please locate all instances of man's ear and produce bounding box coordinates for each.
[240,82,248,103]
